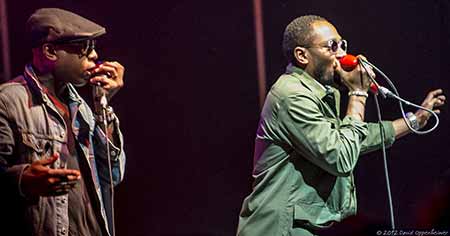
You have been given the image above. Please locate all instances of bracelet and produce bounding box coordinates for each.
[348,90,369,98]
[406,112,420,130]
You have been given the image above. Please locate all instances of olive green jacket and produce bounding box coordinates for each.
[237,65,395,236]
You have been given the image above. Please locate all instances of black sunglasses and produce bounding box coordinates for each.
[51,39,96,56]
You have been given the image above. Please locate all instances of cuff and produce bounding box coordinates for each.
[6,164,30,198]
[342,115,369,141]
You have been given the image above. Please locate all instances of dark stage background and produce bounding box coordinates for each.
[5,0,450,235]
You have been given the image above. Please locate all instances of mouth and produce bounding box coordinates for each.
[87,64,98,72]
[85,63,99,77]
[83,70,94,80]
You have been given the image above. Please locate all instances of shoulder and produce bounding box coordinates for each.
[273,73,310,94]
[269,73,318,106]
[0,76,29,101]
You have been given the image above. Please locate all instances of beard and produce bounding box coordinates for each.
[312,60,335,86]
[312,60,345,90]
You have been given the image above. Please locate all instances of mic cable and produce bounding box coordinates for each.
[340,55,440,134]
[92,72,116,236]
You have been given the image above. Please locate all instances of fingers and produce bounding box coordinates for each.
[95,64,117,79]
[424,89,443,102]
[429,89,443,97]
[361,64,376,79]
[89,61,124,90]
[90,75,113,87]
[102,61,124,73]
[45,175,79,196]
[35,153,59,166]
[423,89,446,109]
[46,179,78,196]
[47,168,81,179]
[436,95,446,105]
[356,54,368,61]
[432,96,446,107]
[90,61,124,80]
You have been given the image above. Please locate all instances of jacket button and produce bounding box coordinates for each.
[60,131,65,138]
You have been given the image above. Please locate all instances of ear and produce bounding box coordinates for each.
[41,43,58,61]
[293,46,308,66]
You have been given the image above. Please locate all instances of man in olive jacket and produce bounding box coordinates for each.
[237,15,445,236]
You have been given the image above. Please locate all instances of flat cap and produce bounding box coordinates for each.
[27,8,106,48]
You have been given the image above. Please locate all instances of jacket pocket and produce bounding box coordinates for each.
[22,133,45,153]
[20,132,54,161]
[293,202,338,230]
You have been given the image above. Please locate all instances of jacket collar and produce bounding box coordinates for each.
[286,64,340,116]
[23,64,83,104]
[285,63,335,100]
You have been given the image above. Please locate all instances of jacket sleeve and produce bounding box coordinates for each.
[278,94,368,177]
[0,95,29,199]
[360,121,396,155]
[93,113,126,186]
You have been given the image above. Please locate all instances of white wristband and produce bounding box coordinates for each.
[348,90,368,98]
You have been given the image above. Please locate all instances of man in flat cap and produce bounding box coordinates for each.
[0,8,126,236]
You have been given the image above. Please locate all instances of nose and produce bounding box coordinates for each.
[335,47,347,59]
[88,49,98,61]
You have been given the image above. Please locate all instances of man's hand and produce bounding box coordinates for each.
[21,154,81,197]
[335,55,374,92]
[89,61,125,100]
[416,89,446,128]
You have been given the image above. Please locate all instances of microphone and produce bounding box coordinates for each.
[93,82,108,109]
[339,54,392,97]
[89,62,109,109]
[339,54,358,72]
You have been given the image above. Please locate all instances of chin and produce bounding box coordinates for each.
[320,74,335,86]
[72,80,88,87]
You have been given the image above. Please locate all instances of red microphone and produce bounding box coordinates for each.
[339,54,358,71]
[339,54,379,94]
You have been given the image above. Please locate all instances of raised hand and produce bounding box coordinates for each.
[336,55,374,92]
[89,61,125,100]
[416,89,446,128]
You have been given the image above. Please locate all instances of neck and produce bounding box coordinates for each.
[32,64,66,100]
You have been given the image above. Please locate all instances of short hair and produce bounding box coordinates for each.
[282,15,328,63]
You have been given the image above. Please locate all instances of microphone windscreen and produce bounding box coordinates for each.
[339,54,358,71]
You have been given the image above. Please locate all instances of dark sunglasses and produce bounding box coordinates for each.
[51,39,96,56]
[303,39,347,53]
